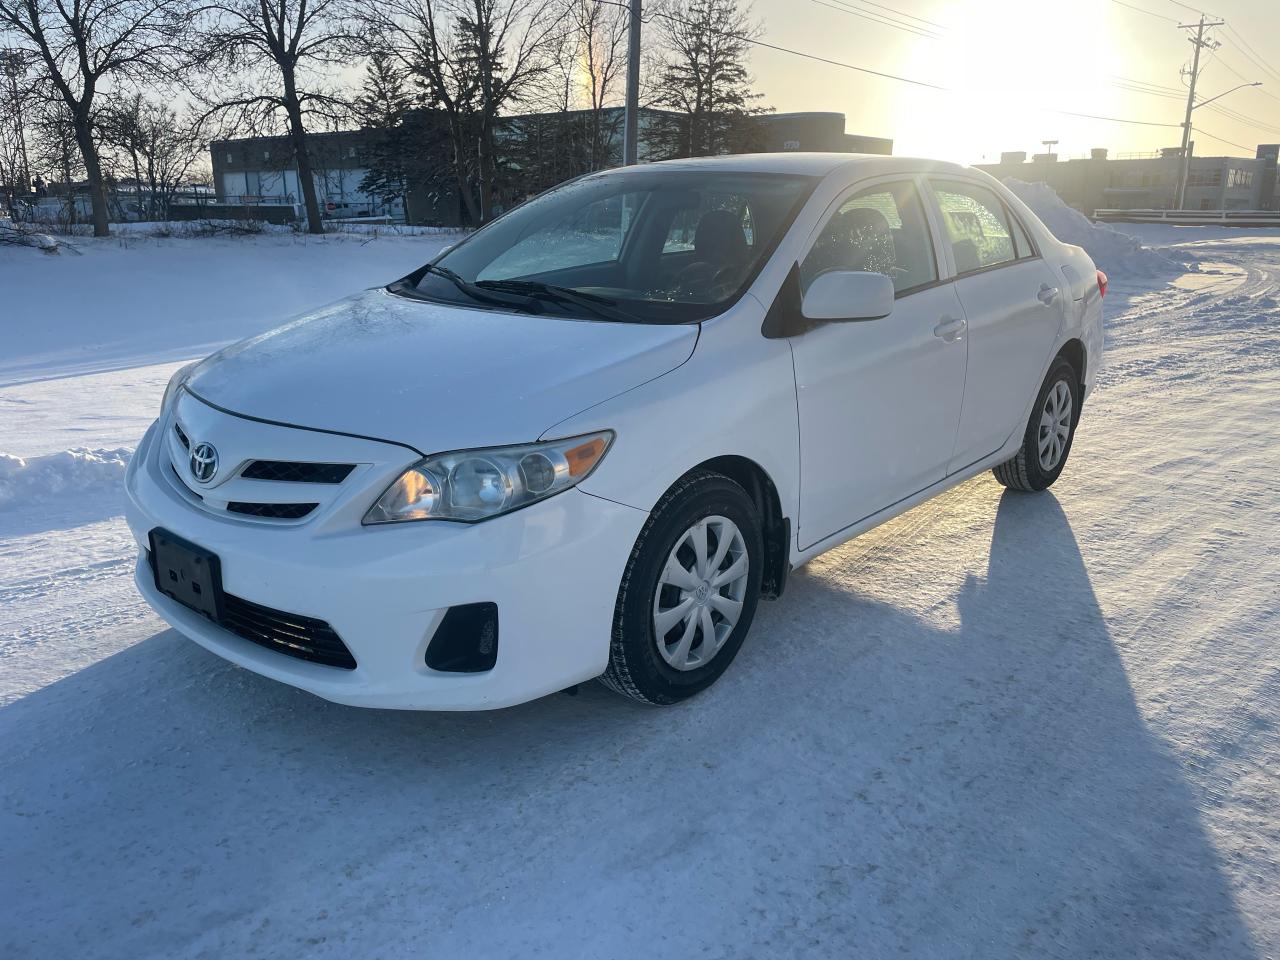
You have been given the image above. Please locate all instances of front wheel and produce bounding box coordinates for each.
[600,470,763,705]
[993,357,1081,492]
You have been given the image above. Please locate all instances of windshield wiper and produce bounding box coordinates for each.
[419,263,541,312]
[475,279,642,323]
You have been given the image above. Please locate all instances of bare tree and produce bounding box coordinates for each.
[195,0,358,234]
[99,93,208,220]
[647,0,767,159]
[27,88,81,222]
[0,0,190,235]
[359,0,568,224]
[574,0,627,169]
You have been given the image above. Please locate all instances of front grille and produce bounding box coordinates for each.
[220,594,357,669]
[172,465,204,500]
[227,501,317,519]
[241,460,355,484]
[174,423,190,449]
[147,549,356,669]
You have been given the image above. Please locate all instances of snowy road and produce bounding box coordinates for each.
[2,226,1278,958]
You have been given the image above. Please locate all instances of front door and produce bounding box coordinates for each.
[789,178,969,549]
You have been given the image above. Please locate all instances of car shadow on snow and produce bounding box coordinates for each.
[0,489,1260,959]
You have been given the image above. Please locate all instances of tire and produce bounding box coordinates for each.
[599,470,764,705]
[993,356,1081,492]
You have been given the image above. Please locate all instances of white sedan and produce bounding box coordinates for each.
[126,153,1105,709]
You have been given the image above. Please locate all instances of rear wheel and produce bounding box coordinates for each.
[600,470,763,705]
[993,357,1080,492]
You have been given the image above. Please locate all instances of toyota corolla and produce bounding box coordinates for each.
[126,153,1105,709]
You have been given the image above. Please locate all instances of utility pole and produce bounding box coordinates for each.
[1175,14,1224,210]
[622,0,642,165]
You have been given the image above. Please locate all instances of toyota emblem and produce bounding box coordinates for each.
[190,442,219,483]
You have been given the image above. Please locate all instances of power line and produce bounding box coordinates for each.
[1161,0,1216,17]
[1208,50,1280,104]
[807,0,942,40]
[1111,79,1185,100]
[1201,101,1280,136]
[1048,109,1179,128]
[594,0,950,90]
[598,0,1187,133]
[1221,25,1280,86]
[853,0,945,31]
[1111,74,1184,94]
[1192,125,1251,150]
[1109,0,1177,23]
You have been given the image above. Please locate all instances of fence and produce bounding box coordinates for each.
[1094,208,1280,227]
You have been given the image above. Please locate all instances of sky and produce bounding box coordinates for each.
[738,0,1280,163]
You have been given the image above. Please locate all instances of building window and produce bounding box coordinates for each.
[1226,169,1254,189]
[225,153,232,163]
[1188,169,1222,188]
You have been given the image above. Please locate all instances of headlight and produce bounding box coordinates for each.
[161,361,198,415]
[364,431,614,524]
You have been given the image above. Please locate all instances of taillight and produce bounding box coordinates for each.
[1096,269,1108,299]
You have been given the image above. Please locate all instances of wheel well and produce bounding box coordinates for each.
[691,455,791,600]
[1057,338,1087,394]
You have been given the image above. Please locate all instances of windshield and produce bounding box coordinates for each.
[398,169,817,324]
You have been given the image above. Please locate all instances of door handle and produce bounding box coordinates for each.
[933,316,966,341]
[1037,284,1060,305]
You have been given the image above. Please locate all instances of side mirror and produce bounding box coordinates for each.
[801,270,894,322]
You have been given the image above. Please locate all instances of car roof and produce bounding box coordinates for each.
[636,152,978,180]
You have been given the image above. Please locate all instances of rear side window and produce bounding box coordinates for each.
[931,181,1016,274]
[800,180,938,296]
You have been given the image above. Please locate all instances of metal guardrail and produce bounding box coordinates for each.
[1094,208,1280,227]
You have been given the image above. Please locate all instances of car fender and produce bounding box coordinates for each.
[542,295,801,532]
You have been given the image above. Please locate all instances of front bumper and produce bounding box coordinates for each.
[125,412,647,710]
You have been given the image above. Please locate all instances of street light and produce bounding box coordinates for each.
[1176,81,1263,209]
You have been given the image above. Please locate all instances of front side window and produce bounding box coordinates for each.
[931,180,1016,274]
[800,180,938,296]
[406,170,816,324]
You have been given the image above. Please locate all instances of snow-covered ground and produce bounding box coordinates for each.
[2,219,1279,958]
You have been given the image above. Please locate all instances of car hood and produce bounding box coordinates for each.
[185,288,698,453]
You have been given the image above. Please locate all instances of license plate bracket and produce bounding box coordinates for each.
[149,528,224,621]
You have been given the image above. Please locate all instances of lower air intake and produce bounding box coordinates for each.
[426,603,499,673]
[220,593,357,669]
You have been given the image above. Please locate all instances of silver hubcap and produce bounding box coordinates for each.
[1038,380,1073,471]
[653,515,749,671]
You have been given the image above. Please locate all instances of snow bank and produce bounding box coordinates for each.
[1003,178,1188,278]
[0,448,131,510]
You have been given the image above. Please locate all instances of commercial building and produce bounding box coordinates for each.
[976,143,1280,215]
[210,109,892,226]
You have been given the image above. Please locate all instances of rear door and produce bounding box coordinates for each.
[789,177,968,548]
[925,178,1065,471]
